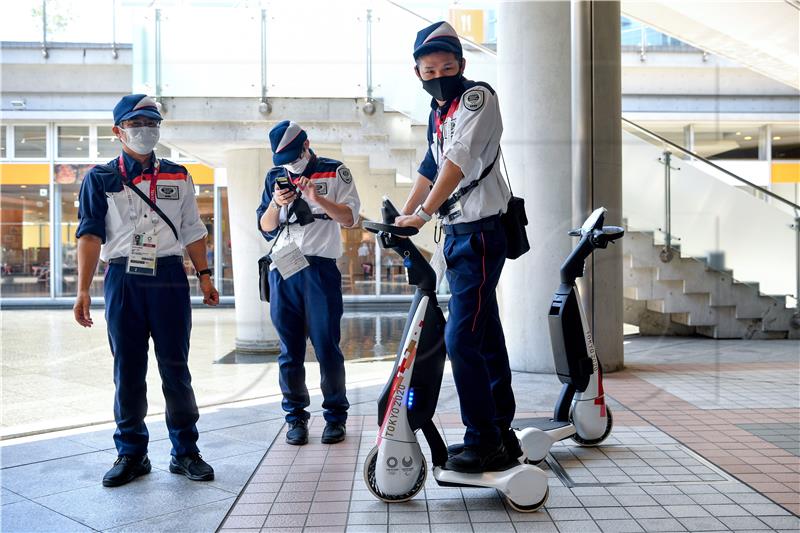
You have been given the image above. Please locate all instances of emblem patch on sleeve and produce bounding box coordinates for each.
[463,89,485,112]
[314,182,328,196]
[156,185,180,200]
[337,166,353,184]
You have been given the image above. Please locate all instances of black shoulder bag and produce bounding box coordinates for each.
[498,150,530,260]
[258,224,285,303]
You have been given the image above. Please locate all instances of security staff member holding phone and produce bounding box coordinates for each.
[394,22,517,474]
[257,121,361,446]
[74,94,217,487]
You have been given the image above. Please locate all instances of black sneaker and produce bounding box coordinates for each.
[448,429,523,460]
[444,444,510,474]
[169,453,215,481]
[321,422,346,444]
[102,455,151,487]
[286,419,309,445]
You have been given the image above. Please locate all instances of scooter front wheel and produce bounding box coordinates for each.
[363,445,427,503]
[506,486,549,513]
[571,407,613,446]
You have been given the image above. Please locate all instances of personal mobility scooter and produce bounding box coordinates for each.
[361,197,550,512]
[513,207,623,464]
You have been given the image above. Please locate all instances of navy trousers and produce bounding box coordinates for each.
[444,227,515,450]
[104,259,200,457]
[269,257,349,424]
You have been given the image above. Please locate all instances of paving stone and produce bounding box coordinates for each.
[676,516,728,531]
[596,519,644,532]
[553,520,601,533]
[636,517,687,532]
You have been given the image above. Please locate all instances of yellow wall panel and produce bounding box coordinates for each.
[772,162,800,183]
[184,163,214,184]
[0,164,50,185]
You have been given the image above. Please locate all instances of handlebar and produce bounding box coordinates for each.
[362,221,419,237]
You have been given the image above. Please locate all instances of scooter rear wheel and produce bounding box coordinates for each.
[363,445,427,503]
[506,486,549,513]
[571,407,614,446]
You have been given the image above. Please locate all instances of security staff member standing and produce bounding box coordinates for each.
[394,22,518,473]
[73,94,218,487]
[257,121,361,446]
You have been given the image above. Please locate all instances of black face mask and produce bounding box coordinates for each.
[420,73,465,102]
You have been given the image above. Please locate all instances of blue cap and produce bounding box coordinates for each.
[269,120,308,166]
[413,21,462,60]
[113,94,162,125]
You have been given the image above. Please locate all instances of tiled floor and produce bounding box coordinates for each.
[2,335,798,532]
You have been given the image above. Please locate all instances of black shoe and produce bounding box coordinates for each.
[321,422,346,444]
[286,419,309,445]
[102,455,151,487]
[448,430,523,460]
[445,444,510,474]
[169,453,215,481]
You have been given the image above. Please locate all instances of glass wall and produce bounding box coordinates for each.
[57,126,90,158]
[96,126,120,159]
[184,184,215,296]
[219,187,234,296]
[772,125,800,160]
[0,184,51,297]
[14,125,47,158]
[1,126,7,158]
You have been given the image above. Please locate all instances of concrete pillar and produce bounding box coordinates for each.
[497,1,573,373]
[587,1,624,372]
[497,1,623,373]
[224,148,280,354]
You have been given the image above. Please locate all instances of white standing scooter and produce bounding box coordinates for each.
[512,207,623,464]
[362,198,550,512]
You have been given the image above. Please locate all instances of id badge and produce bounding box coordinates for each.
[446,200,463,222]
[430,241,446,289]
[270,241,309,279]
[127,233,158,276]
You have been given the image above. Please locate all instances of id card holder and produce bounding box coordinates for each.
[446,199,463,222]
[270,241,309,279]
[430,241,446,289]
[127,233,158,276]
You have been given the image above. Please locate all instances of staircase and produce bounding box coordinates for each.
[623,230,800,339]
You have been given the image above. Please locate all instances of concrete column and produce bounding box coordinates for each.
[497,1,623,373]
[587,1,624,372]
[497,1,573,373]
[224,148,280,354]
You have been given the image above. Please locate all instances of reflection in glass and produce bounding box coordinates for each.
[1,126,6,158]
[220,187,234,296]
[695,126,760,160]
[14,125,47,158]
[59,174,107,297]
[0,184,51,297]
[57,126,90,158]
[96,126,120,159]
[183,185,215,296]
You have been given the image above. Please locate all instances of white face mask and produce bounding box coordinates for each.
[283,150,310,175]
[120,126,160,155]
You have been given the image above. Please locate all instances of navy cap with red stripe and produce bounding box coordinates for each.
[113,94,162,125]
[413,21,463,60]
[269,120,308,166]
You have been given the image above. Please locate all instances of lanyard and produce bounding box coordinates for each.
[118,154,160,205]
[433,99,460,155]
[119,154,160,227]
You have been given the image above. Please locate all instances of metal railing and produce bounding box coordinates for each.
[622,118,800,306]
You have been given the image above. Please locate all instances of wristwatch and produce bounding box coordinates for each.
[414,205,432,222]
[196,268,213,279]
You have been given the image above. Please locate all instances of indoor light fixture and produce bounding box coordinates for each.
[744,136,752,140]
[773,136,781,141]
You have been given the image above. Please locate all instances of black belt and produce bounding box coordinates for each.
[305,256,336,265]
[107,255,183,266]
[444,215,502,236]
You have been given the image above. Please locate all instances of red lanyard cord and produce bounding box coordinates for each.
[118,154,160,204]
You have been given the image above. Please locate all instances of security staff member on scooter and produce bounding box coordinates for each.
[257,121,361,446]
[394,22,518,474]
[73,94,218,487]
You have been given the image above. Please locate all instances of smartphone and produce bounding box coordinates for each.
[276,176,296,192]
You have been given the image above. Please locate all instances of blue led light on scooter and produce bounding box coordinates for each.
[403,257,412,269]
[407,388,415,409]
